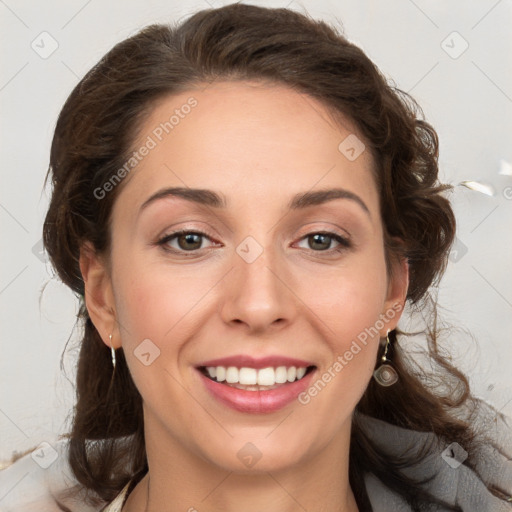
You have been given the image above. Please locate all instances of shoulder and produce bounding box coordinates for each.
[359,411,512,511]
[0,437,103,511]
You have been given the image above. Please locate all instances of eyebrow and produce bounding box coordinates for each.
[139,186,370,217]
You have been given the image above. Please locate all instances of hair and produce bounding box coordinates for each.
[39,3,507,511]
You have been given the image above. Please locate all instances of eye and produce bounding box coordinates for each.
[155,229,351,255]
[157,230,216,252]
[296,232,351,252]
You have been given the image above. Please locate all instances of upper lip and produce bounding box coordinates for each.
[196,355,315,369]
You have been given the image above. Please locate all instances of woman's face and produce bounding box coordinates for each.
[83,81,407,474]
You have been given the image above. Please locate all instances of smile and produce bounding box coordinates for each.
[200,365,313,390]
[195,355,317,413]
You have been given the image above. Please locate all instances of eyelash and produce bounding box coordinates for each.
[156,229,351,256]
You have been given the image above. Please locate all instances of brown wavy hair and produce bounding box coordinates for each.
[39,3,505,511]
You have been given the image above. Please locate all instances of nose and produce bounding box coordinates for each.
[219,245,297,335]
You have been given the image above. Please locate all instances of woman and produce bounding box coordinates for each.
[1,3,511,511]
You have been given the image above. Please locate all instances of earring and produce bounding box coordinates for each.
[109,333,116,370]
[373,330,398,387]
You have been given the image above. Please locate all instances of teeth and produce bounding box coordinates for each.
[239,367,257,385]
[257,367,275,386]
[226,367,238,383]
[296,367,307,379]
[205,365,310,386]
[275,366,288,383]
[216,366,226,382]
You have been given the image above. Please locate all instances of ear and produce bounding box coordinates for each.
[381,255,409,336]
[79,242,120,349]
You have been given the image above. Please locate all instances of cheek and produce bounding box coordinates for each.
[113,264,212,347]
[110,227,213,333]
[296,252,388,398]
[110,264,205,413]
[302,252,389,340]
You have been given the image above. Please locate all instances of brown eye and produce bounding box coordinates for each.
[308,233,332,251]
[176,232,203,251]
[157,230,215,253]
[297,232,351,252]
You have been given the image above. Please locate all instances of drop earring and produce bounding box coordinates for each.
[109,333,116,370]
[373,330,398,387]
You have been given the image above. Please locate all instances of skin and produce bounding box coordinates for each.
[80,81,408,512]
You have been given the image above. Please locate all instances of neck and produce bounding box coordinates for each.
[123,415,359,512]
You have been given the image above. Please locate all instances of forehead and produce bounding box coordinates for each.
[114,80,378,217]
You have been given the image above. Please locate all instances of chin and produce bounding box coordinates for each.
[199,437,312,475]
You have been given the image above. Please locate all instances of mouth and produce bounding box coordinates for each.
[198,364,317,391]
[194,357,318,413]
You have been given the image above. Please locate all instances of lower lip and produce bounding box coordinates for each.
[197,368,316,413]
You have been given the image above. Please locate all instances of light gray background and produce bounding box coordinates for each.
[1,0,511,461]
